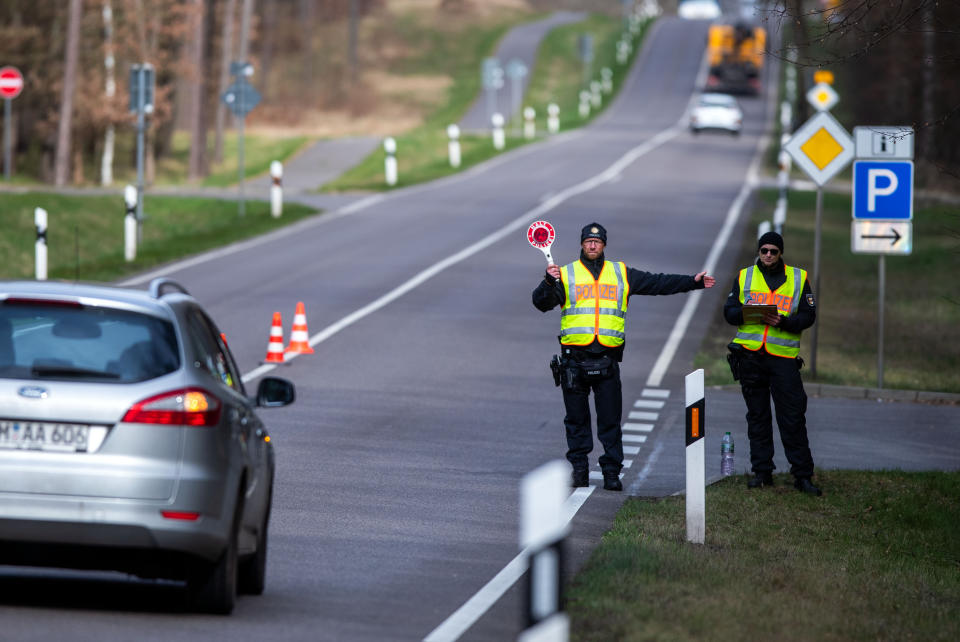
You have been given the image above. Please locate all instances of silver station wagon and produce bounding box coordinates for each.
[0,278,294,614]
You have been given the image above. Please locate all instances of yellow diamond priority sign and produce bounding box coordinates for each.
[807,82,839,112]
[784,111,854,186]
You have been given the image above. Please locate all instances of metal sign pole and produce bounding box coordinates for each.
[237,78,246,218]
[135,66,145,242]
[809,187,822,377]
[878,254,885,389]
[3,98,11,180]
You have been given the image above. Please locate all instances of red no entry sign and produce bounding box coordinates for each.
[0,66,24,99]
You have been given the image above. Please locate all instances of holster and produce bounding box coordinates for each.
[550,355,562,387]
[726,342,745,381]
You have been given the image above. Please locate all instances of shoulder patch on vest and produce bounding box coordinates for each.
[805,293,815,307]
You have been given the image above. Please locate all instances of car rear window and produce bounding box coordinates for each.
[0,301,180,383]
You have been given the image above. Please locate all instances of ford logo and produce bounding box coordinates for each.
[18,386,49,399]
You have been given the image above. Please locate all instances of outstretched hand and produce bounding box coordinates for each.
[694,271,716,288]
[546,263,561,280]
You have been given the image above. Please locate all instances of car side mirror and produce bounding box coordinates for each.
[256,376,295,407]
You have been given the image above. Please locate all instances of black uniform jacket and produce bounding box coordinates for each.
[722,258,816,334]
[531,251,704,360]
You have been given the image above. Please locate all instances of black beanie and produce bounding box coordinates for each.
[581,222,607,244]
[757,231,784,253]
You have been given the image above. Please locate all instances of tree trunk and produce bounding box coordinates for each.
[100,1,116,186]
[259,0,278,93]
[54,0,83,187]
[188,0,209,180]
[349,0,358,86]
[214,0,238,164]
[789,0,810,126]
[238,0,254,62]
[300,0,315,101]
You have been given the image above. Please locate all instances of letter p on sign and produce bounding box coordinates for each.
[868,168,897,212]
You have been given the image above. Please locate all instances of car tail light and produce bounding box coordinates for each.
[161,511,201,521]
[122,388,222,427]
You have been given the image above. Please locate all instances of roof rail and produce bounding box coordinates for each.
[149,278,190,299]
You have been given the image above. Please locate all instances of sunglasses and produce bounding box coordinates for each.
[759,248,780,256]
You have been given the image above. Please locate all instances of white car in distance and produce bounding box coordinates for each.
[689,93,743,135]
[678,0,723,20]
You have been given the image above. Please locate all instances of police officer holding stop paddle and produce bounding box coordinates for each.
[532,223,715,491]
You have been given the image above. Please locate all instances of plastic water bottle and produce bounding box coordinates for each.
[721,432,734,476]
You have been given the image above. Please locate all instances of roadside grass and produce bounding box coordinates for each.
[569,470,960,641]
[156,132,310,188]
[323,12,645,192]
[13,131,309,190]
[521,14,648,135]
[0,192,318,282]
[694,188,960,393]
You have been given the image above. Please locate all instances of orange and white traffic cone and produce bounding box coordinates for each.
[285,301,314,355]
[263,312,286,363]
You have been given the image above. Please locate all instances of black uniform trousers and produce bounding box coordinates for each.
[561,361,623,475]
[739,349,814,478]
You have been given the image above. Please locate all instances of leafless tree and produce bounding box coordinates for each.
[54,0,82,187]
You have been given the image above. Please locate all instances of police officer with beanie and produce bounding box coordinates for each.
[724,231,821,496]
[533,223,715,490]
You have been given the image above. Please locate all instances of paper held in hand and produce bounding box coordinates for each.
[742,304,779,325]
[527,220,556,265]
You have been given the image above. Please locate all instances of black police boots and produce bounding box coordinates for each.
[602,470,622,492]
[747,471,774,489]
[571,468,589,488]
[794,477,822,496]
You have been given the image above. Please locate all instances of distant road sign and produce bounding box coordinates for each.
[806,82,838,112]
[0,66,24,99]
[854,126,914,159]
[852,220,912,255]
[852,160,913,220]
[128,64,155,113]
[813,70,834,85]
[784,111,854,186]
[221,79,261,118]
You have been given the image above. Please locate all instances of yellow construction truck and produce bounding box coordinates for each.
[706,22,766,95]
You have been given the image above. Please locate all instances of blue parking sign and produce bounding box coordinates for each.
[853,160,913,220]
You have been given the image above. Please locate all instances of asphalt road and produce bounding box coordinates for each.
[2,12,957,642]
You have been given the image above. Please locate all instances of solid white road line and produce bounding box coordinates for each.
[422,487,594,642]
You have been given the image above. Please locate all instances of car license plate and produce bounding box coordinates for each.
[0,420,94,453]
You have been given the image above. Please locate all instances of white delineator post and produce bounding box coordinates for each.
[491,113,505,150]
[383,137,397,187]
[270,160,283,218]
[446,124,461,168]
[523,106,536,140]
[518,460,569,642]
[590,81,602,108]
[601,67,613,94]
[578,91,591,118]
[34,207,47,281]
[547,103,560,134]
[685,369,705,545]
[123,185,137,262]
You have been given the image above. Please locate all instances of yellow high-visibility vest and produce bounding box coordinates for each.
[559,260,629,347]
[732,264,806,358]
